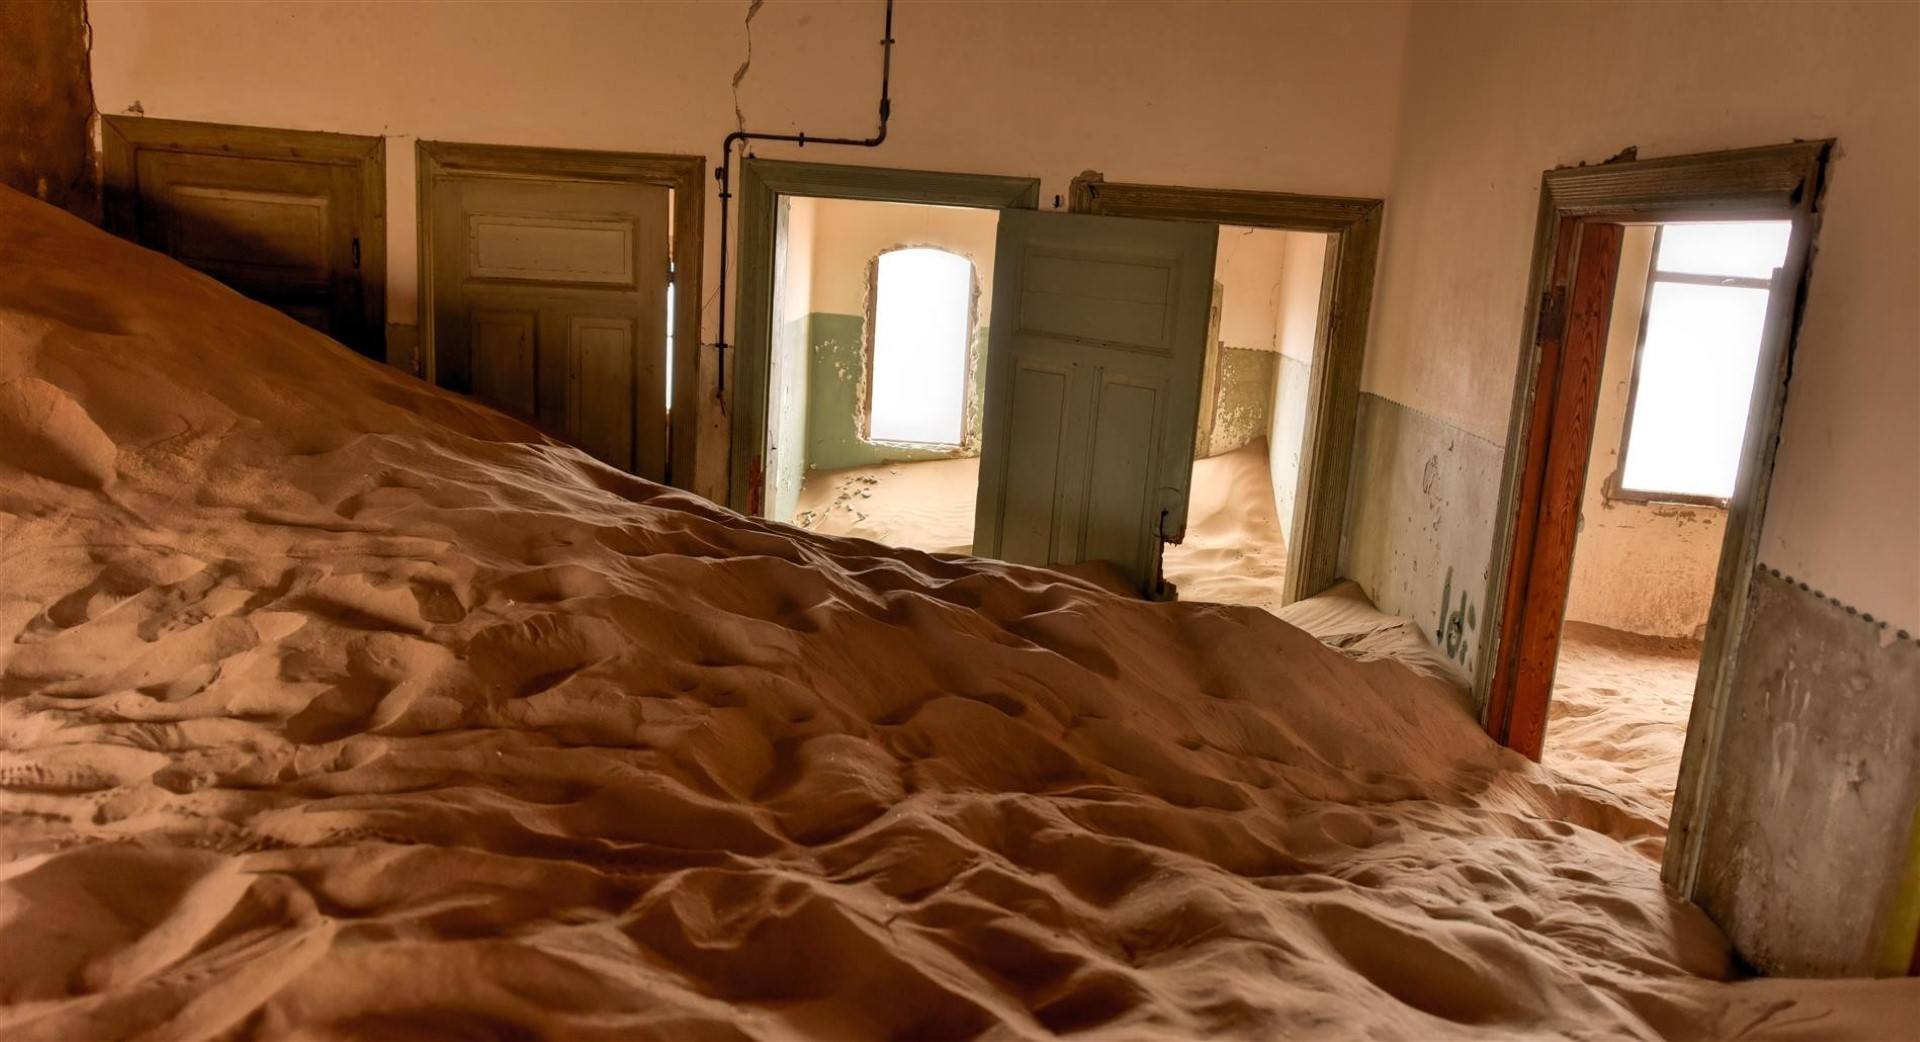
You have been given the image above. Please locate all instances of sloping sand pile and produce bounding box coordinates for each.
[2,190,1913,1040]
[1158,442,1292,615]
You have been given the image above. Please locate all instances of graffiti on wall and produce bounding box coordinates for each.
[1434,565,1478,666]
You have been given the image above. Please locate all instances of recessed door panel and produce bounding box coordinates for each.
[999,362,1072,564]
[1082,376,1162,568]
[470,310,538,418]
[467,213,636,286]
[1019,250,1174,351]
[164,184,331,280]
[569,317,637,469]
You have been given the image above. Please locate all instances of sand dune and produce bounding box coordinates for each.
[1,189,1914,1040]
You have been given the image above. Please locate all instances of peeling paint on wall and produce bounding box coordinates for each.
[800,313,987,473]
[1201,346,1276,457]
[1341,392,1503,686]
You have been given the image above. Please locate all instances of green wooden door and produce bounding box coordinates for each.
[430,176,670,478]
[971,210,1218,595]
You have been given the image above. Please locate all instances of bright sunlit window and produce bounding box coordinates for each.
[1616,221,1792,503]
[867,247,973,446]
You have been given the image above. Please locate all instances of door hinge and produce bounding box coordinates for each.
[1534,285,1566,345]
[351,237,361,270]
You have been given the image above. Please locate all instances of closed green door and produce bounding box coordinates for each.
[972,210,1218,595]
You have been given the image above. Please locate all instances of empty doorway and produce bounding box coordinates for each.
[727,160,1039,526]
[1543,220,1794,823]
[1481,143,1829,902]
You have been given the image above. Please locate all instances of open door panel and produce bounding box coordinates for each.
[972,209,1217,596]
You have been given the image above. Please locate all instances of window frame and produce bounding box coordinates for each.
[1609,225,1776,509]
[858,244,981,450]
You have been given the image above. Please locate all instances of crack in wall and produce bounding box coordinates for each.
[732,0,765,139]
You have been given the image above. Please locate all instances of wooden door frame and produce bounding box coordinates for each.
[1069,175,1383,604]
[1477,141,1831,900]
[101,115,387,360]
[416,140,704,488]
[726,158,1041,515]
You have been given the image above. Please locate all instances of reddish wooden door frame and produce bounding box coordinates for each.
[1473,142,1831,900]
[1484,219,1625,759]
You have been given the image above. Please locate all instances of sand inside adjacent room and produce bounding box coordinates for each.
[794,439,1293,613]
[1,189,1915,1041]
[1545,624,1702,828]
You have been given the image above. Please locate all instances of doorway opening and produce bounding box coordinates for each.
[1544,220,1793,821]
[1479,142,1829,901]
[1165,225,1331,613]
[767,196,999,554]
[1068,175,1382,605]
[736,163,1379,600]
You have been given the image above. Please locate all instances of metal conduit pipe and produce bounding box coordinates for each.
[711,0,895,397]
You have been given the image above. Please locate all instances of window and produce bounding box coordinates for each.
[1615,221,1792,504]
[866,247,974,447]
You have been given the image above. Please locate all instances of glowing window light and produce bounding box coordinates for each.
[1618,222,1791,501]
[867,248,972,446]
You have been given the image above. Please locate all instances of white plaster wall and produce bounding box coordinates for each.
[1363,0,1920,637]
[1214,226,1287,351]
[801,198,999,319]
[86,0,1412,501]
[1276,232,1326,365]
[1268,231,1328,544]
[783,196,817,324]
[766,195,816,522]
[1563,227,1726,639]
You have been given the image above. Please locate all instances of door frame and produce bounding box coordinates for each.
[416,141,705,487]
[1476,141,1831,900]
[1069,176,1384,604]
[726,158,1041,515]
[100,115,387,359]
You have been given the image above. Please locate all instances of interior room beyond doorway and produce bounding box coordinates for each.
[770,196,997,552]
[779,206,1333,621]
[1162,224,1328,615]
[1545,220,1793,827]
